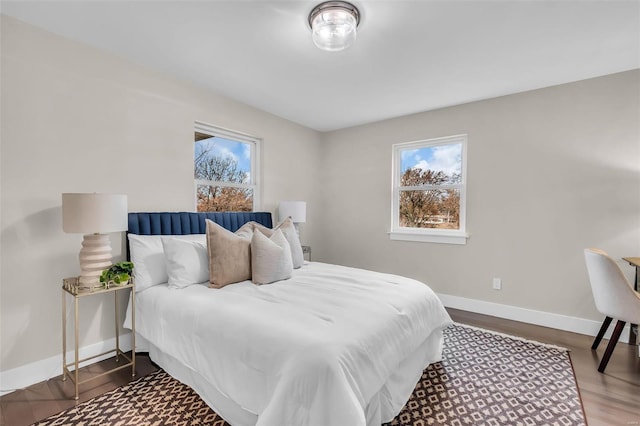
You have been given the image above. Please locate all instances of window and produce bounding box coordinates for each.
[391,135,468,244]
[194,121,260,212]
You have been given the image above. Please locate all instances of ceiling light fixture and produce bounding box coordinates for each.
[308,1,360,52]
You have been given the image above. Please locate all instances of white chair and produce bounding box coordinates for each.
[584,248,640,372]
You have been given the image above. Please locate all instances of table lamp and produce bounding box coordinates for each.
[62,193,128,286]
[278,201,306,236]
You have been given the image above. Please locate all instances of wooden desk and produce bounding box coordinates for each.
[622,257,639,346]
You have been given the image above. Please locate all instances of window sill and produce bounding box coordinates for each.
[389,230,469,245]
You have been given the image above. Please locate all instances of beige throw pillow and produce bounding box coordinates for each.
[206,220,254,288]
[251,229,293,285]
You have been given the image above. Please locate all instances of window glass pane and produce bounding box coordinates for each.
[399,189,460,229]
[197,185,253,212]
[194,135,252,184]
[400,143,462,185]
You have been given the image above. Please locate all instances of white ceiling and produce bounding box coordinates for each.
[2,1,639,132]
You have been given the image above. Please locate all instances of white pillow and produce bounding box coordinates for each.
[127,233,205,292]
[254,218,304,269]
[276,218,305,269]
[162,238,209,289]
[251,229,293,285]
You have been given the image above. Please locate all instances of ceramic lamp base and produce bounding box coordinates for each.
[78,233,112,285]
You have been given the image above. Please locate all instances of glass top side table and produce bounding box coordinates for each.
[61,277,136,400]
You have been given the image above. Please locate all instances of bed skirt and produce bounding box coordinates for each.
[137,329,444,426]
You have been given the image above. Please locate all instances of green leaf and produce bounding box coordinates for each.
[100,261,134,283]
[114,273,130,284]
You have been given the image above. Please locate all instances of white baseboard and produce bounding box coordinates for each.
[438,293,632,344]
[0,333,133,397]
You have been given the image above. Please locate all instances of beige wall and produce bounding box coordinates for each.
[316,69,640,322]
[0,16,322,372]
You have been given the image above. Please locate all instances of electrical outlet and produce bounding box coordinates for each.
[492,278,502,290]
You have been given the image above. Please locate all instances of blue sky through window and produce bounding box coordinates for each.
[195,136,252,175]
[400,143,462,180]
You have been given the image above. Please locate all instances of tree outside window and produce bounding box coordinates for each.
[194,124,260,212]
[391,135,467,244]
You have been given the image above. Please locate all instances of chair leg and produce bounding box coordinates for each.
[598,320,626,373]
[592,316,613,350]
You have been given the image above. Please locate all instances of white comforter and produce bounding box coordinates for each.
[133,262,452,426]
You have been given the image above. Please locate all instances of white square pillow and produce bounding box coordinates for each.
[162,238,209,289]
[253,218,304,269]
[251,229,293,285]
[128,233,205,292]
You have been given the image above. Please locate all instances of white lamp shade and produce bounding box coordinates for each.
[62,193,128,234]
[279,201,307,223]
[62,193,128,286]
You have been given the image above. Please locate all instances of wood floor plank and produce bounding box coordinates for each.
[0,352,158,426]
[0,392,37,426]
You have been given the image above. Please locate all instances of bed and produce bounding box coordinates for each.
[124,211,452,426]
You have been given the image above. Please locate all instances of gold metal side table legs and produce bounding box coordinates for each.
[61,279,136,400]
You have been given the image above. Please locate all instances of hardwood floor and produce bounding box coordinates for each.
[0,352,159,426]
[1,309,638,426]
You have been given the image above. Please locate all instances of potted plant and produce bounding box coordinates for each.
[100,261,134,287]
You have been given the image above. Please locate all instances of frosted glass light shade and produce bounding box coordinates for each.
[309,1,360,52]
[279,201,307,223]
[62,193,128,285]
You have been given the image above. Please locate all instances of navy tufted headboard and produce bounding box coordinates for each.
[128,211,272,235]
[127,211,273,259]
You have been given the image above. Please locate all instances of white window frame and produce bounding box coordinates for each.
[194,121,262,211]
[390,134,468,245]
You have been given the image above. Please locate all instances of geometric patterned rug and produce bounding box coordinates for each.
[385,324,586,426]
[32,324,586,426]
[31,369,225,426]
